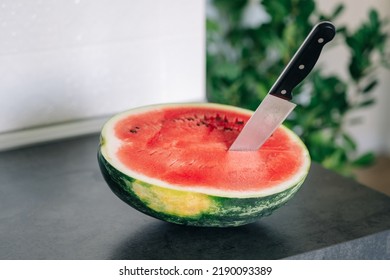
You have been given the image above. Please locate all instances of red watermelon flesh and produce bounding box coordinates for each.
[113,105,305,193]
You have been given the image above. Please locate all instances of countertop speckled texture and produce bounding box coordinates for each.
[1,134,389,259]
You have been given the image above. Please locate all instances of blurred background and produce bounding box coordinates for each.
[0,0,389,194]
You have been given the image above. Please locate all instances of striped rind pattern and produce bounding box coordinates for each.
[98,150,306,227]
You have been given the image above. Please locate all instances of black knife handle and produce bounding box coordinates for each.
[269,21,336,100]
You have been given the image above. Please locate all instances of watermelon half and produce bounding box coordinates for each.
[98,103,310,227]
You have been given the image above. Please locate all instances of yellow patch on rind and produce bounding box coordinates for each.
[132,182,215,217]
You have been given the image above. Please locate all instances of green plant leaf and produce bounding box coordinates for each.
[369,9,379,29]
[358,99,375,108]
[322,149,346,171]
[342,133,357,151]
[352,152,376,167]
[362,80,378,93]
[206,19,220,33]
[213,62,241,81]
[337,26,347,35]
[332,4,345,20]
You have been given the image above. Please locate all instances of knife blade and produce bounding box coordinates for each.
[229,21,336,151]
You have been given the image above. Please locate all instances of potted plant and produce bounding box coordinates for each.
[206,0,390,176]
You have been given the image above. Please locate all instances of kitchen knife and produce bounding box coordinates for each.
[229,21,336,151]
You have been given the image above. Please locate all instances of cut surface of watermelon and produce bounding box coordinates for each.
[98,103,311,227]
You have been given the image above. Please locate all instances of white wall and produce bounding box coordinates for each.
[316,0,390,155]
[0,0,205,150]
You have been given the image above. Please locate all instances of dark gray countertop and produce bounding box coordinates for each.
[1,134,389,260]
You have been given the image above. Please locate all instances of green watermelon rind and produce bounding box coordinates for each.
[98,150,307,227]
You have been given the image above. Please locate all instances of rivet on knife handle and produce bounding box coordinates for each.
[229,22,336,151]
